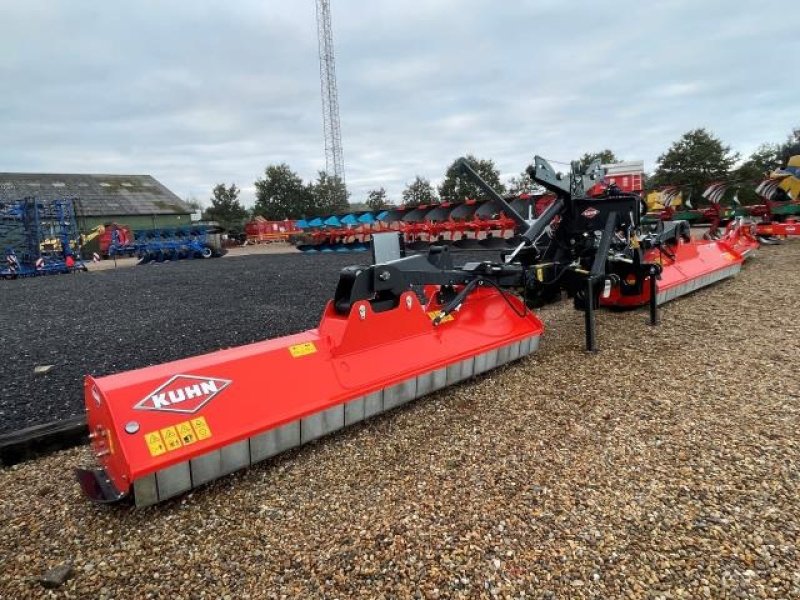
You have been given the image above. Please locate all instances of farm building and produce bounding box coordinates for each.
[0,173,192,232]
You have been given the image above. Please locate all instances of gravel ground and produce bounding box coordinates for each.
[1,242,799,598]
[0,252,398,432]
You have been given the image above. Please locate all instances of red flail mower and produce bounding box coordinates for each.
[76,156,758,507]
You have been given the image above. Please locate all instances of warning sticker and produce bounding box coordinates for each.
[160,426,182,452]
[176,421,197,446]
[190,416,212,441]
[143,417,212,456]
[145,431,167,457]
[289,342,317,358]
[722,252,737,262]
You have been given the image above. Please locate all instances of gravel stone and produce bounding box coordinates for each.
[38,562,73,589]
[0,243,798,598]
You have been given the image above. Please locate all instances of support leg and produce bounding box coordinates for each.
[584,278,597,352]
[648,268,659,326]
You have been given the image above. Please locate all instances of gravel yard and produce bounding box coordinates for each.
[1,242,799,598]
[0,252,372,432]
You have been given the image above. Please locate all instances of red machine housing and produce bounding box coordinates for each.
[601,235,750,308]
[80,286,543,506]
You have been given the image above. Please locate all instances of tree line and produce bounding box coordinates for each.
[197,126,800,231]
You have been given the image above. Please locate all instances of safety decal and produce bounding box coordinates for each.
[289,342,317,358]
[160,426,182,452]
[145,431,167,457]
[143,417,213,457]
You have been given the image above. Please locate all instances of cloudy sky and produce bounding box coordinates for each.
[1,0,797,206]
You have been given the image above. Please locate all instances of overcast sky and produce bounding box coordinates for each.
[1,0,797,206]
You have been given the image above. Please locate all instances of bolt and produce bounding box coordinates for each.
[125,421,140,434]
[378,270,390,281]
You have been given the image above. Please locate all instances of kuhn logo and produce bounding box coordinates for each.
[581,207,599,219]
[134,375,232,414]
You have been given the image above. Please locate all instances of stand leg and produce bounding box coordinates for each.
[648,269,658,326]
[584,278,597,352]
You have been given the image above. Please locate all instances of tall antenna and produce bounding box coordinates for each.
[315,0,345,183]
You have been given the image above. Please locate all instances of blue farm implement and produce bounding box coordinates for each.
[1,197,87,280]
[108,226,223,264]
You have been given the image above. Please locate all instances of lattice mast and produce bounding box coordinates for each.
[315,0,345,183]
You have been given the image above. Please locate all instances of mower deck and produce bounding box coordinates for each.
[78,287,543,506]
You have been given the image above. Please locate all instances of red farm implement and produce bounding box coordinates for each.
[76,156,751,506]
[244,217,300,244]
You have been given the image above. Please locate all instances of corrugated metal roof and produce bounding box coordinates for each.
[0,173,191,216]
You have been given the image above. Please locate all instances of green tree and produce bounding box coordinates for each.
[402,176,437,207]
[203,183,247,231]
[649,129,739,202]
[439,155,505,202]
[254,164,313,219]
[577,149,619,167]
[366,187,389,210]
[310,171,349,215]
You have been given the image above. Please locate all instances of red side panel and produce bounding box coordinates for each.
[756,221,800,236]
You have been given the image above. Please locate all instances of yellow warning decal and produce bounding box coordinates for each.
[145,431,167,457]
[160,426,182,452]
[427,310,455,324]
[289,342,317,358]
[144,418,212,456]
[190,416,212,441]
[722,252,737,262]
[176,421,197,446]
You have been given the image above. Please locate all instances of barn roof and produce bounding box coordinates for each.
[0,173,190,216]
